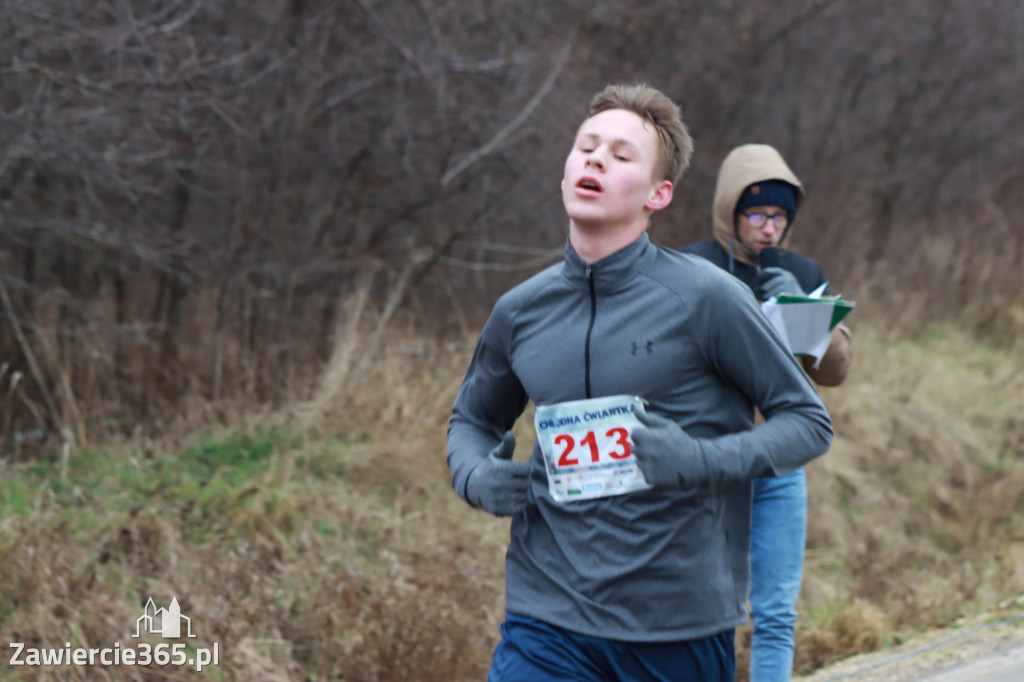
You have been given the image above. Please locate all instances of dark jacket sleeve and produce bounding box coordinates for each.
[695,277,834,483]
[447,302,529,503]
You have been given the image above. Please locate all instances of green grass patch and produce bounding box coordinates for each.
[1,427,303,517]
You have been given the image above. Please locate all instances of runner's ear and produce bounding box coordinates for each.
[645,180,673,211]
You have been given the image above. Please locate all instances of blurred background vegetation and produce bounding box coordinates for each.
[1,1,1023,680]
[2,0,1022,444]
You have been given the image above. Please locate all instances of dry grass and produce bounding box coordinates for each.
[1,320,1023,681]
[794,322,1024,675]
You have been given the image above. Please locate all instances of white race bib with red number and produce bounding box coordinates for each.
[534,395,652,503]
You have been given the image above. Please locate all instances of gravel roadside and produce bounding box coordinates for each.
[795,608,1024,682]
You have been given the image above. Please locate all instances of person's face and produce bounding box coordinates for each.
[735,205,789,253]
[561,109,672,230]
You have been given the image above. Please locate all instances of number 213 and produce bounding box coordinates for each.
[555,428,632,466]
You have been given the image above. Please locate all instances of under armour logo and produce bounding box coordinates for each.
[630,340,655,356]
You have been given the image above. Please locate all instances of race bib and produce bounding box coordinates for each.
[534,395,652,503]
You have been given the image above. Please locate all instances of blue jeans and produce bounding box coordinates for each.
[490,613,735,681]
[749,467,807,682]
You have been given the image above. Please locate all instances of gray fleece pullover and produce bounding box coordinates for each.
[447,232,832,642]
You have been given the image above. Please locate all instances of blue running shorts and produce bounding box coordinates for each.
[489,613,735,682]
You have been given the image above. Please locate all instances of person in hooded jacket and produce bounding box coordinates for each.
[682,143,852,682]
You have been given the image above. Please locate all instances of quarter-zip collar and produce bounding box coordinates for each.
[562,232,655,293]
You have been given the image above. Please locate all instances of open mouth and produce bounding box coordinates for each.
[577,177,602,192]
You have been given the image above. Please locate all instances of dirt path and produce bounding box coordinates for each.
[795,610,1024,682]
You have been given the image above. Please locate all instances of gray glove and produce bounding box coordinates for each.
[755,266,805,300]
[631,409,708,489]
[465,432,530,516]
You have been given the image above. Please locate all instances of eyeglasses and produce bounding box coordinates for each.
[741,212,790,229]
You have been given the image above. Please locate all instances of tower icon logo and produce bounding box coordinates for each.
[132,597,196,639]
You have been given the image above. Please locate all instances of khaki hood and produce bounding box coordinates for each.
[711,144,804,266]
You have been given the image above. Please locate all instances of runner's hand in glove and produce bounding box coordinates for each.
[632,409,708,489]
[755,266,804,301]
[465,432,530,516]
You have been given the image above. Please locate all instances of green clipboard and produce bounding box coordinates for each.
[775,294,855,330]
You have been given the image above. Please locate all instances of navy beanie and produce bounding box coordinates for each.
[735,179,798,215]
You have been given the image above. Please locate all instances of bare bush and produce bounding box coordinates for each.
[1,0,1022,443]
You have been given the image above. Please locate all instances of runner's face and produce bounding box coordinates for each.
[562,109,667,229]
